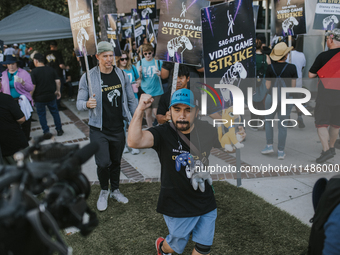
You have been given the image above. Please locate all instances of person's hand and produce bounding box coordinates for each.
[55,91,61,100]
[86,94,97,109]
[156,70,161,76]
[15,76,25,86]
[165,111,171,122]
[137,94,153,111]
[190,161,213,192]
[136,79,141,87]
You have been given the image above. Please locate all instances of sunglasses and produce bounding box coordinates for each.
[120,57,128,61]
[144,52,153,56]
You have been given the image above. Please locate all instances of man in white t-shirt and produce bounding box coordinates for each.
[287,37,306,128]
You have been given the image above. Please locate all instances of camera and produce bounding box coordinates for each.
[0,134,99,255]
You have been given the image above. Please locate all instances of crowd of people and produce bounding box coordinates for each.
[1,28,340,254]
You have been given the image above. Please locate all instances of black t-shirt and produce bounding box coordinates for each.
[0,93,28,156]
[157,89,171,116]
[148,120,221,217]
[265,62,298,96]
[45,50,65,78]
[31,66,59,102]
[101,69,124,134]
[309,48,340,106]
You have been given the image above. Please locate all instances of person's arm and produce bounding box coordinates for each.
[161,67,170,79]
[16,116,26,124]
[309,72,317,78]
[20,70,34,92]
[266,79,272,90]
[55,79,61,100]
[266,55,271,65]
[76,73,95,111]
[156,111,171,124]
[123,71,138,115]
[127,94,155,148]
[30,85,36,96]
[291,79,296,88]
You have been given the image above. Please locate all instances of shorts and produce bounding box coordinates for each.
[314,102,340,128]
[163,209,217,254]
[151,95,161,109]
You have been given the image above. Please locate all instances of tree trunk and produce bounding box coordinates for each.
[98,0,117,41]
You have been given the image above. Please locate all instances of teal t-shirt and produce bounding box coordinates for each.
[137,58,163,96]
[8,71,21,98]
[123,65,139,83]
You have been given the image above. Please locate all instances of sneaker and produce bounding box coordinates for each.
[110,189,128,204]
[316,149,334,163]
[297,118,305,128]
[97,190,109,211]
[330,147,336,156]
[57,130,64,136]
[155,237,171,255]
[261,145,274,155]
[131,148,140,155]
[123,146,129,154]
[278,150,286,160]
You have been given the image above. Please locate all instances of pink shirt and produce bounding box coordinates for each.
[1,68,34,105]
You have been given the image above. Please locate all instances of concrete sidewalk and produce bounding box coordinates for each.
[29,99,340,226]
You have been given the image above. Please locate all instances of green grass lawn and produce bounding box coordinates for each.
[64,181,310,255]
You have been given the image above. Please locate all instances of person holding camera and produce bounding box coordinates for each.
[128,89,221,255]
[77,41,137,211]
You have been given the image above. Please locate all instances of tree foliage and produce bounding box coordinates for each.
[0,0,102,81]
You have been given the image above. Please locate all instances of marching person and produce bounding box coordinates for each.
[30,53,64,136]
[118,50,141,155]
[156,65,191,124]
[45,40,66,111]
[128,88,220,255]
[77,41,137,211]
[261,42,297,160]
[136,43,163,127]
[309,28,340,163]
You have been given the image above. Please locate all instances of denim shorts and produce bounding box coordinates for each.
[163,209,217,254]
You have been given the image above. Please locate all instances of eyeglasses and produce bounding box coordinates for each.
[144,52,153,56]
[120,58,128,61]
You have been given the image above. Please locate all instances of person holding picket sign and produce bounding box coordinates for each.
[261,42,297,160]
[137,44,163,127]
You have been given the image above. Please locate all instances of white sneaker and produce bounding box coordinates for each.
[110,189,129,204]
[123,146,129,154]
[131,148,140,155]
[97,190,109,211]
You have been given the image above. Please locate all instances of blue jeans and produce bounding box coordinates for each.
[264,95,293,151]
[35,99,62,133]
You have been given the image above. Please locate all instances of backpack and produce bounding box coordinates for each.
[256,54,266,87]
[306,175,340,255]
[269,63,289,100]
